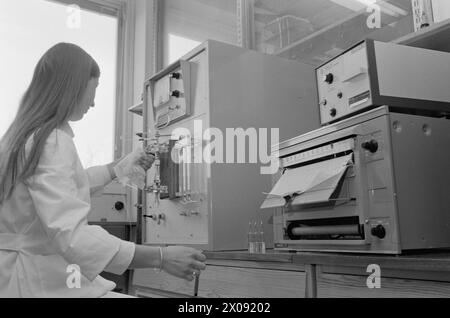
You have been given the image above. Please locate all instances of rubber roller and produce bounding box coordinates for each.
[289,224,361,237]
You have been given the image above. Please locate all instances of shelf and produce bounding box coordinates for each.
[129,102,143,117]
[394,18,450,52]
[275,9,411,66]
[275,12,450,67]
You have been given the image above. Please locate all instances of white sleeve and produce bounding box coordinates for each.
[85,165,112,195]
[26,132,135,281]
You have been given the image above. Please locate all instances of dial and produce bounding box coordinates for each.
[323,73,334,84]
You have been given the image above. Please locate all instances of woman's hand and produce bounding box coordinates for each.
[162,246,207,281]
[135,152,155,171]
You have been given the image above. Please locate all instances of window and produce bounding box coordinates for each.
[0,0,122,167]
[158,0,238,68]
[168,34,202,65]
[432,0,450,22]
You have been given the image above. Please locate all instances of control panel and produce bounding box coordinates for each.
[316,41,372,125]
[148,60,192,129]
[317,40,450,125]
[88,181,132,223]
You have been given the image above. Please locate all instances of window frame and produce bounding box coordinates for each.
[153,0,246,72]
[48,0,135,160]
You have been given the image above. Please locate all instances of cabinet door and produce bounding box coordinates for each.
[132,265,307,298]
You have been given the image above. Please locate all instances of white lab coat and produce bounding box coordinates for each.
[0,124,136,298]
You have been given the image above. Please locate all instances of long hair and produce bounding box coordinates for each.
[0,43,100,203]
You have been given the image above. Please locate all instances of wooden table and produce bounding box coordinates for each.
[130,250,450,298]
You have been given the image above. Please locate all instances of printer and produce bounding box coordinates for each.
[262,40,450,254]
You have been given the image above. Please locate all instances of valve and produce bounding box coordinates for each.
[144,214,158,221]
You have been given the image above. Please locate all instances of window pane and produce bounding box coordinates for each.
[160,0,238,67]
[0,0,118,167]
[432,0,450,22]
[253,0,414,66]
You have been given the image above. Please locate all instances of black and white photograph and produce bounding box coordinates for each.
[1,0,450,301]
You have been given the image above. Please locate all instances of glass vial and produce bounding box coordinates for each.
[258,221,266,254]
[253,222,261,254]
[248,222,255,254]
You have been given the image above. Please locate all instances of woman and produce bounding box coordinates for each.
[0,43,206,298]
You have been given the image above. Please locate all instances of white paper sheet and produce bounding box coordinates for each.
[260,154,352,209]
[291,168,348,206]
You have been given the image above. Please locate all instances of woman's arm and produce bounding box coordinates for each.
[88,151,154,194]
[92,151,154,188]
[130,245,207,281]
[106,159,120,180]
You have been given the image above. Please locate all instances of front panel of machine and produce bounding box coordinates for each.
[144,47,210,247]
[145,119,210,245]
[317,41,372,125]
[316,40,450,125]
[263,112,402,253]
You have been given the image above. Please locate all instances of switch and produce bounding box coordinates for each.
[371,225,386,239]
[323,73,334,84]
[330,108,337,117]
[337,92,343,99]
[362,140,379,153]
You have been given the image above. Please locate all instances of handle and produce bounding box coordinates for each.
[342,67,367,83]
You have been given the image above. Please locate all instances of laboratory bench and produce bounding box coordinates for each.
[129,250,450,298]
[126,21,450,299]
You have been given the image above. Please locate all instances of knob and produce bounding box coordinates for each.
[337,92,343,99]
[114,201,125,211]
[330,108,337,117]
[171,90,181,98]
[320,99,328,106]
[371,225,386,239]
[170,72,181,80]
[323,73,334,84]
[362,140,379,153]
